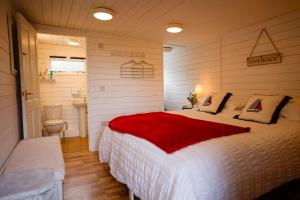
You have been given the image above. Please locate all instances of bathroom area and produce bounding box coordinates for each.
[37,33,88,140]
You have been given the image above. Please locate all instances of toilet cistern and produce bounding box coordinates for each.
[71,87,81,98]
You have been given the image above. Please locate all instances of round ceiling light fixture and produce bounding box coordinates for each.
[93,7,114,21]
[67,40,80,46]
[166,23,183,33]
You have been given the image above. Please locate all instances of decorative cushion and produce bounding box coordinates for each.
[235,95,291,124]
[281,98,300,121]
[198,92,232,114]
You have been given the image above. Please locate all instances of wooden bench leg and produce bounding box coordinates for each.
[129,190,134,200]
[56,180,63,200]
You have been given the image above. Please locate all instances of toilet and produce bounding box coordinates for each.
[43,105,66,138]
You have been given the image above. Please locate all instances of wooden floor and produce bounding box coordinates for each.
[61,137,129,200]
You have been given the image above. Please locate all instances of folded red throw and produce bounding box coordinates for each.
[108,112,250,153]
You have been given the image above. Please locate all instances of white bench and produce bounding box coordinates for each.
[2,136,65,200]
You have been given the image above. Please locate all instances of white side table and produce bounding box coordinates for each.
[0,170,57,200]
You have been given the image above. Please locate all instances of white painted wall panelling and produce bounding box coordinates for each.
[87,35,163,151]
[34,25,164,150]
[221,10,300,102]
[164,41,221,110]
[37,43,87,137]
[0,0,20,170]
[164,10,300,110]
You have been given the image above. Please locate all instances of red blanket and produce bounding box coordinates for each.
[108,112,250,153]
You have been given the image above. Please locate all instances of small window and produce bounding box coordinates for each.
[50,58,86,72]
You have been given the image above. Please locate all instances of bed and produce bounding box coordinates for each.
[99,109,300,200]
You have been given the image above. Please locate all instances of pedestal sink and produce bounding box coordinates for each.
[72,101,87,137]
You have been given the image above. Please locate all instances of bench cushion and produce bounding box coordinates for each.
[3,136,65,181]
[0,170,56,200]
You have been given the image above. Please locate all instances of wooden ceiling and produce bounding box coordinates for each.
[37,33,86,48]
[13,0,300,46]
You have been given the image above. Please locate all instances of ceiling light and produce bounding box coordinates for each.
[67,41,80,46]
[93,7,114,21]
[166,23,183,33]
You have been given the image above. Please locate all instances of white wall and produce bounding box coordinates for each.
[164,41,221,110]
[221,11,300,102]
[87,35,163,151]
[164,10,300,110]
[37,43,87,137]
[35,26,164,151]
[0,0,19,169]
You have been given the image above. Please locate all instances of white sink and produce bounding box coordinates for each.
[72,101,87,107]
[72,101,87,137]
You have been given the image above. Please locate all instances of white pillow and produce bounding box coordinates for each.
[198,92,232,114]
[236,95,291,124]
[281,98,300,121]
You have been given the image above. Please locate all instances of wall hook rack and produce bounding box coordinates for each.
[120,60,154,79]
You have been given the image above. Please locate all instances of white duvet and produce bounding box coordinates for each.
[99,110,300,200]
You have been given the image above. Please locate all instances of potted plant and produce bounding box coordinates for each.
[187,92,198,107]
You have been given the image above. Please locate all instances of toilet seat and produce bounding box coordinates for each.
[44,120,64,126]
[43,105,66,138]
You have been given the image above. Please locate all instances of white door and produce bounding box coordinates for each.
[17,13,41,139]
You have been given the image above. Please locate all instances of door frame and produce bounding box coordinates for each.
[11,15,24,139]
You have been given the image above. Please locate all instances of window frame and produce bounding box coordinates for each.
[49,57,86,73]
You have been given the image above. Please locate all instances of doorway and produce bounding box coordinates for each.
[36,33,88,142]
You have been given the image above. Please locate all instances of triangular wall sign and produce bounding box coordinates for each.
[247,28,282,67]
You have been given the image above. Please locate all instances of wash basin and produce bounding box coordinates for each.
[72,101,87,107]
[72,100,87,137]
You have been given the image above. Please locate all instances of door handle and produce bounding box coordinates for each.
[22,90,33,99]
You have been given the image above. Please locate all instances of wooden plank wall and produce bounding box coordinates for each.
[0,0,19,169]
[87,36,163,151]
[164,41,221,110]
[35,26,164,151]
[221,10,300,102]
[37,43,87,137]
[164,10,300,110]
